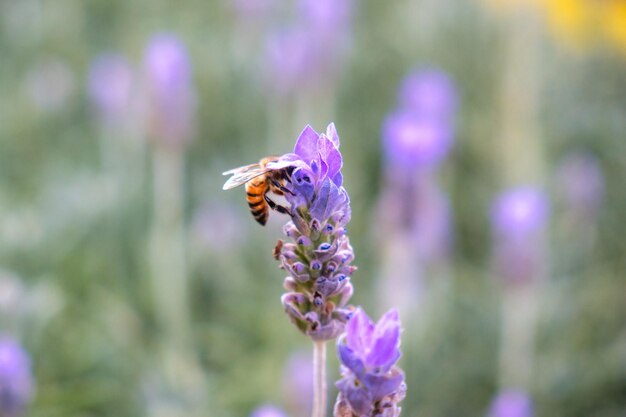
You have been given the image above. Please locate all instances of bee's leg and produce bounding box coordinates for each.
[269,178,295,196]
[264,194,291,215]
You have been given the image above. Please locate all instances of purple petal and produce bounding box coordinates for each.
[310,179,344,222]
[290,167,316,203]
[325,122,340,147]
[332,171,343,187]
[336,378,373,416]
[337,344,366,378]
[345,308,375,358]
[318,134,342,181]
[265,153,304,170]
[366,309,401,370]
[294,125,320,162]
[362,369,405,401]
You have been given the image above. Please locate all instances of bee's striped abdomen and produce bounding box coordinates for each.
[245,177,269,225]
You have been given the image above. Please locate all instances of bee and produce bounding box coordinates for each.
[222,156,294,225]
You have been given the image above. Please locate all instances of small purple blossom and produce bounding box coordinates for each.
[249,404,289,417]
[488,389,534,417]
[0,337,34,417]
[334,308,406,417]
[298,0,353,34]
[143,33,196,148]
[398,69,458,121]
[382,111,453,169]
[88,53,134,127]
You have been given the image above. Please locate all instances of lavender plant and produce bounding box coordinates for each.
[226,123,405,417]
[271,123,354,342]
[334,308,406,417]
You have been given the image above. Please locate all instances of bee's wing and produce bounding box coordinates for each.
[222,163,269,190]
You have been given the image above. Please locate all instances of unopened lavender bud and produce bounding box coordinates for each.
[283,260,309,282]
[281,250,297,261]
[308,319,345,341]
[282,292,306,306]
[314,243,338,262]
[292,262,307,274]
[336,249,354,264]
[312,293,324,307]
[283,277,298,291]
[332,307,353,322]
[336,282,353,307]
[315,276,338,298]
[305,311,319,325]
[283,223,301,238]
[326,262,337,273]
[310,260,323,270]
[323,223,335,234]
[297,236,312,246]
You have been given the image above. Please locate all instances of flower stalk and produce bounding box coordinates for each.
[312,340,327,417]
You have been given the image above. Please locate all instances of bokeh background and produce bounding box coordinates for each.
[0,0,625,416]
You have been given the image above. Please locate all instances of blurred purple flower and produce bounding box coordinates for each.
[382,111,453,169]
[335,308,405,417]
[398,69,458,121]
[144,33,196,148]
[0,337,34,417]
[555,152,604,219]
[488,389,534,417]
[88,53,134,127]
[491,187,549,285]
[298,0,353,33]
[282,351,313,417]
[249,404,289,417]
[491,187,549,241]
[265,28,315,96]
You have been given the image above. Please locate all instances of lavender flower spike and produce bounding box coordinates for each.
[334,308,406,417]
[271,123,355,342]
[144,33,196,149]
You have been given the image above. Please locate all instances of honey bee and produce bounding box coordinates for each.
[222,156,294,225]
